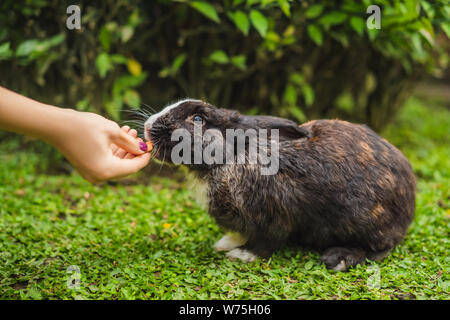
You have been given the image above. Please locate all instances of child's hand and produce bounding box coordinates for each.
[111,125,144,159]
[49,111,151,183]
[0,86,151,183]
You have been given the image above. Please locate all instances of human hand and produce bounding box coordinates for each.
[48,110,151,183]
[0,86,151,183]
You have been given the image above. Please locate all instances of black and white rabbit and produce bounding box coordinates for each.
[143,99,415,271]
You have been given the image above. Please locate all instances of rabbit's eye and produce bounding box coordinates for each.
[193,115,203,123]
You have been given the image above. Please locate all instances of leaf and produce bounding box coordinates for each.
[404,0,420,20]
[365,72,377,93]
[289,73,305,86]
[277,0,290,17]
[289,106,306,122]
[159,54,186,78]
[16,34,65,59]
[152,250,163,259]
[120,26,134,43]
[443,4,450,17]
[16,39,39,57]
[127,58,142,76]
[113,73,147,94]
[228,11,250,35]
[367,28,379,41]
[76,98,91,111]
[190,2,220,23]
[158,67,171,78]
[128,9,141,27]
[283,25,295,37]
[231,55,247,70]
[105,21,118,32]
[304,261,314,270]
[283,84,297,105]
[172,53,187,72]
[419,17,434,45]
[305,4,324,19]
[109,54,128,64]
[265,31,280,43]
[335,91,355,112]
[438,280,450,292]
[45,34,65,47]
[442,5,450,22]
[264,31,280,51]
[123,89,141,109]
[331,31,349,47]
[302,84,314,106]
[410,33,426,61]
[0,42,13,60]
[307,25,323,46]
[35,51,59,85]
[441,22,450,39]
[105,96,122,121]
[421,1,435,18]
[319,11,347,26]
[88,285,99,293]
[350,16,365,36]
[99,26,111,51]
[95,52,112,78]
[26,286,42,299]
[209,50,229,64]
[250,10,268,38]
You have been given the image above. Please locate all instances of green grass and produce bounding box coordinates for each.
[0,96,449,300]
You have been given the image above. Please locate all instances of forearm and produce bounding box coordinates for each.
[0,86,72,144]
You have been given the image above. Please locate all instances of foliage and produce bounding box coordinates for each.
[0,96,449,300]
[0,0,449,130]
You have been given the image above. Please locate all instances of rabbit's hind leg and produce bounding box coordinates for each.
[320,247,367,271]
[320,246,393,271]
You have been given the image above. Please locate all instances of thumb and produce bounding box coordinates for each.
[111,129,147,155]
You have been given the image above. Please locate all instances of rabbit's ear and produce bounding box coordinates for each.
[271,121,309,140]
[252,116,309,140]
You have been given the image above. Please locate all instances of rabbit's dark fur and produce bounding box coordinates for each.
[145,99,416,271]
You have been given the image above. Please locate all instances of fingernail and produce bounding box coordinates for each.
[139,141,148,152]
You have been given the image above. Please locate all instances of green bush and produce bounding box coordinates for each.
[0,0,448,131]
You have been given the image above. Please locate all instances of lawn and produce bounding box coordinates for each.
[0,96,448,300]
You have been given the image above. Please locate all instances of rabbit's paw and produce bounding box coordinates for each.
[226,248,257,263]
[214,233,247,252]
[320,247,366,271]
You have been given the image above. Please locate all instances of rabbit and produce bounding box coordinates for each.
[143,99,416,271]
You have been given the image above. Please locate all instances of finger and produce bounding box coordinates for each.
[115,147,128,159]
[111,129,147,155]
[124,152,135,159]
[111,144,119,155]
[115,128,140,158]
[128,129,138,138]
[123,137,143,159]
[112,126,131,155]
[110,153,151,178]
